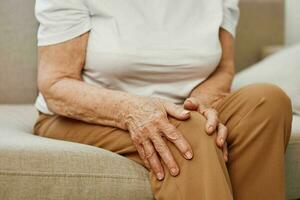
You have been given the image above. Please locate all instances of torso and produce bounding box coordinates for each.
[36,0,224,114]
[84,0,223,102]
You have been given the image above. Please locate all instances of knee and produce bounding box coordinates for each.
[237,83,293,151]
[175,111,216,150]
[239,83,292,118]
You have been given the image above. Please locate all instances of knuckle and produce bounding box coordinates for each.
[210,108,218,115]
[139,125,150,133]
[145,150,155,159]
[158,144,167,153]
[153,142,164,153]
[131,135,142,143]
[165,131,180,141]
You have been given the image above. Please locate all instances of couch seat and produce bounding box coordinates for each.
[0,105,299,199]
[0,105,153,200]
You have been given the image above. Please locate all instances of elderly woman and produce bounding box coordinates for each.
[33,0,292,199]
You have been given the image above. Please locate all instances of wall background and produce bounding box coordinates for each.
[235,0,284,71]
[285,0,300,45]
[0,0,38,104]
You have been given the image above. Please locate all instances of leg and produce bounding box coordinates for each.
[34,111,233,199]
[215,83,292,200]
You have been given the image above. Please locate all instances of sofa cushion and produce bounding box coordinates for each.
[0,105,299,199]
[232,43,300,115]
[0,105,153,200]
[285,115,300,199]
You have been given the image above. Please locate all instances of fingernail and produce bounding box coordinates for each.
[185,151,193,159]
[219,138,224,145]
[208,126,214,133]
[186,99,192,104]
[182,110,190,115]
[157,172,164,180]
[170,168,178,176]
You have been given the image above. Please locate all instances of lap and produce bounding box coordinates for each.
[34,110,219,165]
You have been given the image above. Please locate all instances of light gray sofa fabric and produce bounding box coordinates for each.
[0,105,153,200]
[285,115,300,200]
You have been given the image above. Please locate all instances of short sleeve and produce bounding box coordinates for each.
[35,0,91,46]
[221,0,240,38]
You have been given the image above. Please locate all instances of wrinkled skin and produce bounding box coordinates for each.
[125,96,193,180]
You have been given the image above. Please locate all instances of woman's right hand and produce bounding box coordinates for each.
[124,96,194,181]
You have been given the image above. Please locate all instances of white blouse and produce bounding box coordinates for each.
[34,0,240,115]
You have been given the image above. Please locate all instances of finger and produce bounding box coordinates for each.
[150,133,179,176]
[162,100,191,120]
[183,97,199,110]
[216,123,228,148]
[135,143,151,170]
[223,142,229,162]
[142,139,164,180]
[199,107,219,135]
[160,122,193,160]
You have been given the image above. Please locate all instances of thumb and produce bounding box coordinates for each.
[162,101,191,120]
[183,97,199,110]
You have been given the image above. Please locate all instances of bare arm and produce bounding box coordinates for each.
[38,32,193,180]
[38,32,136,129]
[189,28,235,97]
[183,28,236,162]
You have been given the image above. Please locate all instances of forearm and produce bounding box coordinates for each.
[190,28,235,96]
[37,32,138,130]
[42,79,136,130]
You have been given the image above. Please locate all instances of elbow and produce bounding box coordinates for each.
[37,72,62,113]
[38,72,55,99]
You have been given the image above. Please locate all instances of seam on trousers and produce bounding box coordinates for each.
[174,178,184,200]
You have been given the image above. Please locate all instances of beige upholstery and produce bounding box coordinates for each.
[0,105,299,199]
[0,105,153,200]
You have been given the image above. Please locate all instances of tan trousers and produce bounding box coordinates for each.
[34,83,292,200]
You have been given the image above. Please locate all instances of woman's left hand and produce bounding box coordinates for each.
[183,92,229,162]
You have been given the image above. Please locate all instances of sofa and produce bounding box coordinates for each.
[1,0,299,200]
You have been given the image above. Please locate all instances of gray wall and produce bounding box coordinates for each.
[0,0,38,104]
[285,0,300,45]
[235,0,284,71]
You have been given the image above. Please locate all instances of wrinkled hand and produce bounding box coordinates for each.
[124,96,193,181]
[183,92,229,162]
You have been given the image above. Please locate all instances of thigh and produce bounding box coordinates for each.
[33,110,220,167]
[214,83,292,146]
[34,111,182,166]
[34,112,137,156]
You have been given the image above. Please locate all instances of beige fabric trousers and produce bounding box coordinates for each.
[34,83,292,200]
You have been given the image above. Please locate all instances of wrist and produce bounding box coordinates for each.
[105,90,137,130]
[116,92,144,130]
